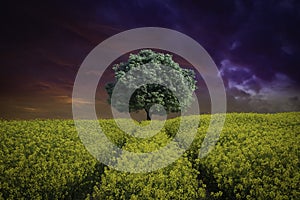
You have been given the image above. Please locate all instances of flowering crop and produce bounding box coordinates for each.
[0,113,299,199]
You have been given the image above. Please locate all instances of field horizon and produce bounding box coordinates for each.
[1,111,298,121]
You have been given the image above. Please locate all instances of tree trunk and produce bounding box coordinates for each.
[145,108,151,120]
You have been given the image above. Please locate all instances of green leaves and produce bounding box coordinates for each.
[106,49,197,120]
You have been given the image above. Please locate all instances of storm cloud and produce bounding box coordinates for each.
[0,0,299,118]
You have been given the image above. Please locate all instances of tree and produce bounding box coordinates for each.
[105,49,197,120]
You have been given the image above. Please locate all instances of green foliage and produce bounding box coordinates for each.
[105,49,197,120]
[0,113,299,199]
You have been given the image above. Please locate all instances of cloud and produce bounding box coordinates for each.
[1,0,299,118]
[72,98,94,105]
[55,95,72,104]
[23,107,38,112]
[219,57,300,112]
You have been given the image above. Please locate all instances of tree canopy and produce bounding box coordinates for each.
[105,49,197,120]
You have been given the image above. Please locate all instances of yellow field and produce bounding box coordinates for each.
[0,113,299,199]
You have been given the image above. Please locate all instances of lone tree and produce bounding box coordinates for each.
[105,49,197,120]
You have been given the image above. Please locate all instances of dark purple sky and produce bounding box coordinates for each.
[0,0,299,119]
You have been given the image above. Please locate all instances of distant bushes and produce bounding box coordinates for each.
[0,113,299,199]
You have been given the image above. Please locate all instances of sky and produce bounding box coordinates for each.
[0,0,299,119]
